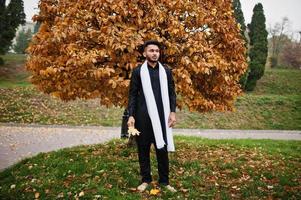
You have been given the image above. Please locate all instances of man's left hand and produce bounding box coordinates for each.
[168,112,176,127]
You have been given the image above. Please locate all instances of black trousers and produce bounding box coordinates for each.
[136,141,169,185]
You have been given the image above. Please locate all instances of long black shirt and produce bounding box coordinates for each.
[127,62,176,146]
[147,62,165,125]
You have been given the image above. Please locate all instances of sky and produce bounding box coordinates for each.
[240,0,301,38]
[21,0,301,36]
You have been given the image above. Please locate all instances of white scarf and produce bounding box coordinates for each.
[140,60,175,152]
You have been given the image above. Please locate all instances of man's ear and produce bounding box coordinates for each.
[143,52,146,57]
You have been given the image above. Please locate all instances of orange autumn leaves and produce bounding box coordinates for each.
[26,0,247,112]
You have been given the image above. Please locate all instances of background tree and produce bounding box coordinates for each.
[13,28,32,54]
[26,0,247,112]
[280,41,301,69]
[0,0,6,65]
[269,17,290,68]
[245,3,268,91]
[0,0,26,64]
[232,0,249,90]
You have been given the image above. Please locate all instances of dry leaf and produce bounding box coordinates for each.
[128,126,140,136]
[34,192,40,199]
[79,191,84,197]
[150,188,160,195]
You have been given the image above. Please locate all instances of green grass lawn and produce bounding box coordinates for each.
[0,54,300,130]
[0,53,30,87]
[253,68,301,95]
[0,136,300,199]
[2,86,299,129]
[0,53,27,63]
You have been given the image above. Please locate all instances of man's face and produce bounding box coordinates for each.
[143,44,160,62]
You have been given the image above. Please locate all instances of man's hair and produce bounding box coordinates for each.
[142,40,161,51]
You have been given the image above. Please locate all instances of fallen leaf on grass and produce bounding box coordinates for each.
[79,191,84,197]
[105,183,112,189]
[34,192,40,199]
[57,192,64,198]
[94,194,102,199]
[267,185,274,189]
[150,188,160,195]
[180,188,189,193]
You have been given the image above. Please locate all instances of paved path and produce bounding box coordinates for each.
[0,123,300,171]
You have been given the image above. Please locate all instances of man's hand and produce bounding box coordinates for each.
[168,112,176,127]
[127,116,135,127]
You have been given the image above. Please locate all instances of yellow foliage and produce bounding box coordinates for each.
[26,0,247,112]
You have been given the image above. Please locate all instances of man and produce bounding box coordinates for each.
[127,40,177,193]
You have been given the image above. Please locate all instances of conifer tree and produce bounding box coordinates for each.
[233,0,246,39]
[232,0,249,90]
[0,0,6,64]
[0,0,26,64]
[245,3,268,91]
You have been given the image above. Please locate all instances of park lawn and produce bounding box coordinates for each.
[0,53,27,63]
[0,87,124,126]
[0,136,300,199]
[252,68,301,95]
[177,94,301,130]
[1,86,300,130]
[0,53,30,88]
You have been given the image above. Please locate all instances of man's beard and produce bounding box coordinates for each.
[147,56,159,63]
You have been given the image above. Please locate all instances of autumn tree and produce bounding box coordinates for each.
[26,0,247,112]
[0,0,26,64]
[280,42,301,69]
[268,34,291,68]
[13,28,33,54]
[232,0,248,89]
[245,3,268,91]
[269,17,291,68]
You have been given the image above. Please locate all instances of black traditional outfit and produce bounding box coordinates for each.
[127,61,176,185]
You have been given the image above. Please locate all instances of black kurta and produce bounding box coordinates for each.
[127,63,176,148]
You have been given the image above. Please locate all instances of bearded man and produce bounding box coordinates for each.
[127,40,177,192]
